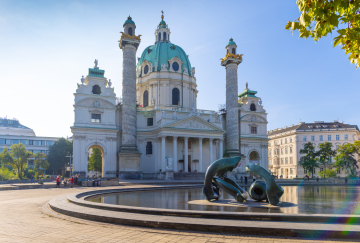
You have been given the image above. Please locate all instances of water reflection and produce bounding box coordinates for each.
[87,186,360,215]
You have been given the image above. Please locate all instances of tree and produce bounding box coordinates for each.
[317,142,336,178]
[318,168,337,178]
[334,143,359,177]
[10,143,33,179]
[286,0,360,68]
[299,142,319,177]
[47,138,72,175]
[88,148,102,172]
[0,146,13,167]
[33,153,49,176]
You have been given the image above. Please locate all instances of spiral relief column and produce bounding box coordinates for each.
[221,38,243,157]
[118,16,142,177]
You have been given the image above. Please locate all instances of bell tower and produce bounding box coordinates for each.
[118,16,142,177]
[221,38,243,157]
[155,11,171,43]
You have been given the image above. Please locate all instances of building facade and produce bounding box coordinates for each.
[71,14,268,178]
[0,118,60,168]
[267,121,360,178]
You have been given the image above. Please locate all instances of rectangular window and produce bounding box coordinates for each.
[29,140,34,145]
[281,149,283,155]
[290,137,293,143]
[188,141,192,150]
[20,139,28,145]
[46,141,54,146]
[337,169,341,174]
[285,147,288,154]
[336,135,340,141]
[290,157,293,164]
[146,141,152,154]
[11,139,19,145]
[32,150,41,154]
[281,158,284,165]
[91,113,101,123]
[303,136,307,141]
[320,167,324,172]
[269,159,272,165]
[34,140,41,146]
[41,140,45,146]
[328,135,331,141]
[0,138,5,144]
[285,138,287,144]
[311,136,315,141]
[319,135,323,141]
[285,157,288,164]
[344,134,348,140]
[290,168,293,175]
[147,118,153,126]
[5,139,10,145]
[281,139,283,144]
[290,147,293,153]
[251,126,257,134]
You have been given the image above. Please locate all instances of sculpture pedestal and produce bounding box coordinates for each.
[118,152,142,179]
[165,170,174,180]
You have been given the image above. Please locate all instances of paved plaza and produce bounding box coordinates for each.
[0,185,358,243]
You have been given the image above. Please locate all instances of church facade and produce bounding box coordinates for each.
[71,14,268,179]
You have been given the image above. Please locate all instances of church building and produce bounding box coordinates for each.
[71,14,268,179]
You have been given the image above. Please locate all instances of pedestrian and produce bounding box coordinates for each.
[70,176,74,188]
[345,177,348,184]
[74,174,78,187]
[56,176,60,188]
[63,178,67,187]
[240,176,243,184]
[244,176,248,185]
[316,177,319,182]
[253,175,256,182]
[30,174,34,184]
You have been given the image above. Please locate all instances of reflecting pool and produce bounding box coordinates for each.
[87,186,360,214]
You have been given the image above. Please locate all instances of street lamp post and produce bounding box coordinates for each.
[66,154,74,177]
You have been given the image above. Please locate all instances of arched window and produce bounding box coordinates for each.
[172,88,180,105]
[128,27,133,36]
[143,90,149,107]
[249,151,259,162]
[163,32,166,41]
[232,48,236,54]
[92,85,101,95]
[158,34,161,42]
[146,141,152,154]
[250,103,256,111]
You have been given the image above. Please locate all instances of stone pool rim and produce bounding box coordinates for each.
[57,184,360,224]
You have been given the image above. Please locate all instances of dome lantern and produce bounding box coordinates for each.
[155,10,170,43]
[123,16,136,36]
[226,38,237,54]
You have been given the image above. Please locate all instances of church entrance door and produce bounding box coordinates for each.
[188,155,192,172]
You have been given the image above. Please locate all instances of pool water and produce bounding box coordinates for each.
[87,186,360,214]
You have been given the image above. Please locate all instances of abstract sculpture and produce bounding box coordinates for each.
[203,157,284,205]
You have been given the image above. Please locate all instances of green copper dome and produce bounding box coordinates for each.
[226,38,237,47]
[158,20,167,28]
[137,42,192,76]
[123,16,135,27]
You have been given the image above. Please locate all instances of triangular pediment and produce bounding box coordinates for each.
[163,116,224,132]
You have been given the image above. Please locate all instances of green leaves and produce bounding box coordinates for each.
[287,0,360,68]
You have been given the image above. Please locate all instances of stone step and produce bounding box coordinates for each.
[174,172,205,180]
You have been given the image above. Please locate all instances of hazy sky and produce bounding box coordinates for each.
[0,0,359,138]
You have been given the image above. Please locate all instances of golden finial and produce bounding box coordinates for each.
[161,10,164,20]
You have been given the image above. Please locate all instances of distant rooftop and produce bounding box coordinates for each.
[268,121,359,136]
[0,118,36,136]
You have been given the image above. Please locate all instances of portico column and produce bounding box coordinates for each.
[161,136,166,171]
[184,137,189,172]
[173,136,178,172]
[198,138,203,172]
[209,138,214,164]
[219,139,224,159]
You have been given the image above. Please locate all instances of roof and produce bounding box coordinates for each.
[158,20,167,29]
[268,122,359,136]
[238,89,257,98]
[0,118,36,136]
[123,16,135,27]
[137,42,192,76]
[226,38,237,47]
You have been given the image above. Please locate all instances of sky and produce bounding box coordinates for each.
[0,0,359,138]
